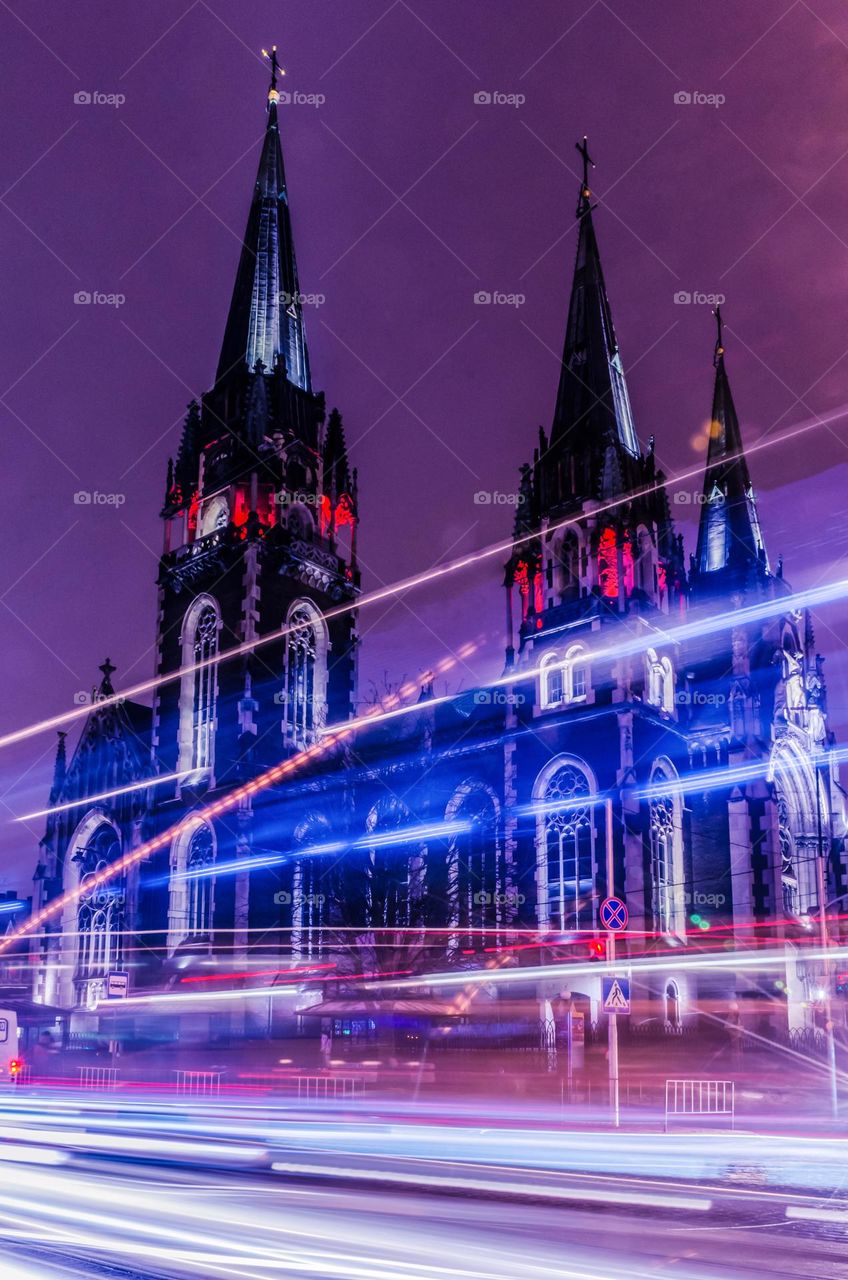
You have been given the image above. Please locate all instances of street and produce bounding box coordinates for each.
[0,1092,847,1279]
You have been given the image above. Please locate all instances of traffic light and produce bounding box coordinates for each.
[587,938,606,960]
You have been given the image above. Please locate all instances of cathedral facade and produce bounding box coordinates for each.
[30,67,847,1043]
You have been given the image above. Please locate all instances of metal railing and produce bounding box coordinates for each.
[78,1066,119,1090]
[296,1075,363,1101]
[175,1070,222,1096]
[665,1078,734,1130]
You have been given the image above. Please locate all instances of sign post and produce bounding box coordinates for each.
[602,797,627,1128]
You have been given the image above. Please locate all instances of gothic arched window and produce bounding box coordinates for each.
[167,820,217,954]
[534,759,595,931]
[540,644,589,709]
[74,822,124,998]
[777,792,800,918]
[646,648,675,713]
[179,596,220,778]
[647,762,685,938]
[365,798,424,931]
[186,824,215,938]
[291,813,332,961]
[283,600,328,745]
[445,783,501,954]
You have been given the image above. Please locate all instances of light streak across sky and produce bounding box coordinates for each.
[1,401,847,755]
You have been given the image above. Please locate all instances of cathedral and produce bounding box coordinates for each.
[29,61,847,1047]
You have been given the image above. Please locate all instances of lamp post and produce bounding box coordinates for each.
[813,752,838,1120]
[605,795,620,1129]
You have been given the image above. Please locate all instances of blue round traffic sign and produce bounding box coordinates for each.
[600,896,628,931]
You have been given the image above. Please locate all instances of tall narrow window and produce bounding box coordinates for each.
[646,648,675,713]
[191,605,218,771]
[179,597,221,780]
[540,645,590,709]
[647,762,685,938]
[74,822,124,1002]
[535,761,594,931]
[649,791,675,935]
[283,600,328,745]
[186,824,215,938]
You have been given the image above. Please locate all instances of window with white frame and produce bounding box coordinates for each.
[534,759,595,931]
[178,597,220,778]
[540,644,589,709]
[186,824,215,938]
[646,648,675,713]
[74,822,124,995]
[647,762,685,938]
[283,600,328,745]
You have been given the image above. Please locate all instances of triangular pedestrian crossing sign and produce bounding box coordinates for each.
[602,976,631,1013]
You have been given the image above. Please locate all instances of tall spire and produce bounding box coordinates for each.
[694,309,768,582]
[216,46,312,391]
[549,138,639,462]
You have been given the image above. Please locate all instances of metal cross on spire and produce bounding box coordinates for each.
[262,45,284,101]
[714,305,725,366]
[576,135,594,200]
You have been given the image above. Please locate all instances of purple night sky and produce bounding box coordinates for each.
[3,1,848,885]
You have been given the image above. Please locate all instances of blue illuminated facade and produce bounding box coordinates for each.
[32,73,847,1041]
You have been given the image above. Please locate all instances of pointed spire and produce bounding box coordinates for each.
[216,48,311,392]
[174,400,200,502]
[322,408,351,499]
[550,138,639,462]
[695,310,768,582]
[98,658,116,697]
[49,732,67,806]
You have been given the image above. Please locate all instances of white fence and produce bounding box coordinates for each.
[78,1066,119,1090]
[175,1070,223,1096]
[665,1078,734,1130]
[296,1075,363,1102]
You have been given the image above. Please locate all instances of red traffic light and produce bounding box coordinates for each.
[9,1060,22,1075]
[587,939,606,959]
